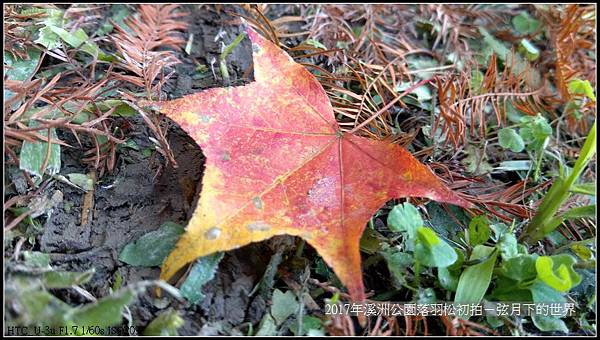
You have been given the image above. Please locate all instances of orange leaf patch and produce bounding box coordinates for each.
[155,27,470,301]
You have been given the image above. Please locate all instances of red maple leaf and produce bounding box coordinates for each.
[153,27,470,301]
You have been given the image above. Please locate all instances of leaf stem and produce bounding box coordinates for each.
[220,32,247,85]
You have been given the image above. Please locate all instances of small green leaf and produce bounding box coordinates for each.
[271,289,299,325]
[499,254,537,283]
[529,279,565,304]
[395,83,432,102]
[519,39,540,61]
[489,275,533,301]
[407,56,439,80]
[66,173,94,191]
[256,314,277,336]
[143,309,184,336]
[290,315,323,336]
[304,38,327,50]
[512,12,541,35]
[33,9,66,50]
[48,26,100,58]
[498,128,525,152]
[43,269,95,289]
[387,202,422,238]
[531,314,568,333]
[119,222,185,266]
[462,144,494,175]
[35,26,62,50]
[560,205,596,220]
[414,227,458,268]
[568,79,596,101]
[497,232,519,261]
[381,249,414,288]
[570,182,596,196]
[68,289,135,330]
[22,251,51,269]
[180,252,224,305]
[4,49,41,104]
[19,121,61,178]
[468,215,491,246]
[571,243,593,260]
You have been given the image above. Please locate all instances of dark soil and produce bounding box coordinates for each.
[31,5,286,335]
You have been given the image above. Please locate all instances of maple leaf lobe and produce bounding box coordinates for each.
[156,26,470,302]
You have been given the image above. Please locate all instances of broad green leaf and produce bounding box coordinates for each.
[505,100,526,123]
[480,27,510,60]
[143,309,184,336]
[22,251,51,269]
[35,26,61,50]
[498,128,525,152]
[414,227,457,268]
[10,289,72,327]
[570,182,596,196]
[490,223,509,242]
[568,79,596,101]
[256,314,277,336]
[68,289,135,330]
[94,4,131,36]
[438,264,461,292]
[497,232,519,261]
[499,254,537,283]
[560,205,596,220]
[512,12,541,35]
[406,56,439,80]
[462,144,494,175]
[381,249,414,288]
[180,252,224,304]
[359,227,385,255]
[479,27,539,85]
[48,26,99,58]
[271,289,299,325]
[290,315,324,336]
[19,121,61,178]
[489,275,532,302]
[395,82,432,102]
[4,49,41,103]
[437,247,465,291]
[529,279,565,304]
[387,202,422,238]
[119,222,185,266]
[468,215,491,246]
[43,268,95,288]
[535,255,581,292]
[531,314,568,333]
[454,245,497,318]
[34,9,65,50]
[66,173,94,191]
